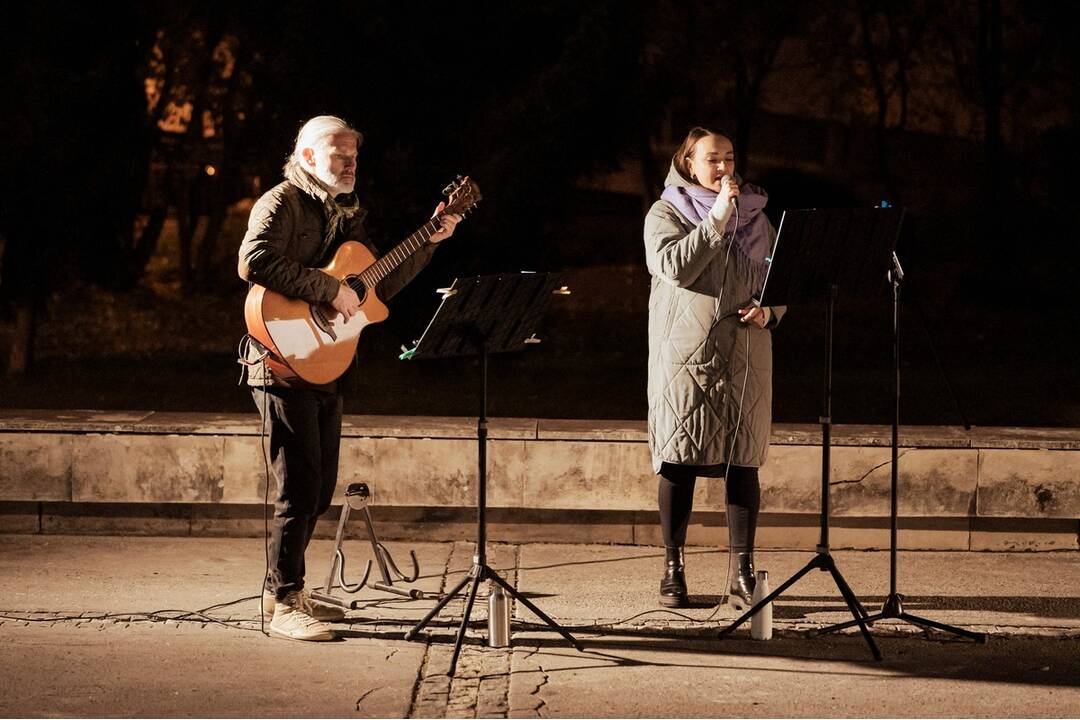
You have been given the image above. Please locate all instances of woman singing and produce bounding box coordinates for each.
[644,127,785,610]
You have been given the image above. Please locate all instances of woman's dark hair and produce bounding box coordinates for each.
[673,126,730,184]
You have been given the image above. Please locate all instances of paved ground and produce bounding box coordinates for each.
[1,534,1078,718]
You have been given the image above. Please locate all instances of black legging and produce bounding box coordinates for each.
[658,463,760,552]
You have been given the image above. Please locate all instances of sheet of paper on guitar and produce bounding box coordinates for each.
[264,309,372,361]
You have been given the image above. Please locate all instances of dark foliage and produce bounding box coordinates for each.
[0,0,1077,422]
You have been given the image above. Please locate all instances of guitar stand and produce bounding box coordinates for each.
[310,482,436,609]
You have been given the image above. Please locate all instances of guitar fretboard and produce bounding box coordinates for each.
[347,218,442,293]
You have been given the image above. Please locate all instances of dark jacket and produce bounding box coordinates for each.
[238,179,437,387]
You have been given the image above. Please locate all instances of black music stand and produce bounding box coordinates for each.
[717,208,906,661]
[809,251,987,644]
[401,272,582,676]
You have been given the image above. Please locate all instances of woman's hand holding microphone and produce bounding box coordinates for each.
[704,175,765,327]
[708,174,740,233]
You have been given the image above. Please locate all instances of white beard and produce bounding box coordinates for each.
[314,169,354,196]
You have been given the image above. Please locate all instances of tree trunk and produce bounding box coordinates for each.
[979,0,1002,211]
[859,3,898,201]
[639,129,662,204]
[6,301,36,378]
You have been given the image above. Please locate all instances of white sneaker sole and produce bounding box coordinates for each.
[262,595,346,622]
[268,625,335,642]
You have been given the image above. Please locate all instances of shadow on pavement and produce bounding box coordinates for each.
[507,633,1080,688]
[766,595,1080,620]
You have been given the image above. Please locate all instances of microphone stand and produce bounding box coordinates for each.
[809,252,986,642]
[718,282,881,660]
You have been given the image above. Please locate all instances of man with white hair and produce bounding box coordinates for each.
[237,115,461,641]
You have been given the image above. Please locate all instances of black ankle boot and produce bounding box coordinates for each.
[727,552,756,610]
[659,547,688,608]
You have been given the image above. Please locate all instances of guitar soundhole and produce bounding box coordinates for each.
[345,276,367,303]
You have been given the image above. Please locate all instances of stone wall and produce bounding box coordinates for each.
[1,411,1077,550]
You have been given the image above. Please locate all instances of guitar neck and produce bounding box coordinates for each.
[356,218,442,289]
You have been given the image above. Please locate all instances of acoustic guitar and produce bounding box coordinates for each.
[244,176,482,384]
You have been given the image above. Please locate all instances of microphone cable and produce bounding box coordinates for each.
[236,335,272,637]
[258,370,271,638]
[708,193,751,615]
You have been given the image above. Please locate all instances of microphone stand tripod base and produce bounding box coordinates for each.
[810,256,985,646]
[809,593,987,643]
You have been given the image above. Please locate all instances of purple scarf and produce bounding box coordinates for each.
[660,181,772,295]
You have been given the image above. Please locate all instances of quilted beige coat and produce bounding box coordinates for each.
[644,165,785,473]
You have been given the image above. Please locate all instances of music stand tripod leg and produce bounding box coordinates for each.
[813,606,985,644]
[824,557,883,660]
[489,572,582,651]
[821,611,988,642]
[810,614,883,636]
[899,613,986,642]
[404,571,473,641]
[446,569,486,677]
[718,556,822,637]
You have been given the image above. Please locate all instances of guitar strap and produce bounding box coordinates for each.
[236,334,268,386]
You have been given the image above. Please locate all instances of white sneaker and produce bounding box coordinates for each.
[268,591,335,642]
[262,590,275,618]
[263,589,346,622]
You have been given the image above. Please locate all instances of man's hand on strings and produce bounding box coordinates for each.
[332,284,362,320]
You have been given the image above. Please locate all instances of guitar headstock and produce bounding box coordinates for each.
[441,175,482,218]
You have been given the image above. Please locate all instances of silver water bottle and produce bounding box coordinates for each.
[488,582,510,647]
[750,569,773,641]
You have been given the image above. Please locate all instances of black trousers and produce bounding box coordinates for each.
[658,462,760,552]
[252,386,343,600]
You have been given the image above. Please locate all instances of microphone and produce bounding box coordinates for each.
[723,174,738,208]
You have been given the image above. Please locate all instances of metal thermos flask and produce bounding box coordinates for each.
[750,569,773,641]
[488,582,510,647]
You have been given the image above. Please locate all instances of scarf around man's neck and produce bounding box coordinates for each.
[285,162,361,261]
[660,180,773,296]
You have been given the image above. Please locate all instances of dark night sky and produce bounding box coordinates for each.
[1,0,1077,425]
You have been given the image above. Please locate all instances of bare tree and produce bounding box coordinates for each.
[645,0,803,175]
[854,0,931,199]
[137,20,247,294]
